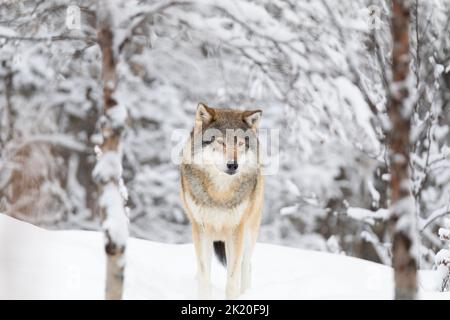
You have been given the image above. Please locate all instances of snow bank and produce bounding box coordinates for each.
[0,214,447,299]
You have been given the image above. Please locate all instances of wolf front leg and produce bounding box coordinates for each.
[226,225,246,299]
[240,231,256,294]
[192,222,213,299]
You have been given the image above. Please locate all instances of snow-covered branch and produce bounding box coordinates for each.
[419,206,450,232]
[347,207,389,225]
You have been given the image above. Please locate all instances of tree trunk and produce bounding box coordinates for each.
[95,0,129,300]
[388,0,417,300]
[1,67,13,148]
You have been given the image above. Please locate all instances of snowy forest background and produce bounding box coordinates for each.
[0,0,449,279]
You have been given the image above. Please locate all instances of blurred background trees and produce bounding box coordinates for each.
[0,0,449,291]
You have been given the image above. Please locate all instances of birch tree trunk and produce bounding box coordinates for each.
[94,0,129,300]
[388,0,417,300]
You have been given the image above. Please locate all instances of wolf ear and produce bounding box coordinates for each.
[243,109,262,129]
[196,102,215,125]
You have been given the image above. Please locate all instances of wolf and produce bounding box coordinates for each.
[180,103,264,299]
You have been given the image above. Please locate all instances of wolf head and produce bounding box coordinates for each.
[187,102,262,177]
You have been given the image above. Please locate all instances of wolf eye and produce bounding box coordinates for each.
[202,135,215,147]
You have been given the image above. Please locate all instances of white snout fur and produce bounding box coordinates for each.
[199,144,258,177]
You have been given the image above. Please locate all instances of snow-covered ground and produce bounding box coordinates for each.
[0,213,448,300]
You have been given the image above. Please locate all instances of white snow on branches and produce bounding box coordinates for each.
[439,228,450,241]
[0,26,16,37]
[280,204,299,216]
[347,207,389,225]
[435,249,450,266]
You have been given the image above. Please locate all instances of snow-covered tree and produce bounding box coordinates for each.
[386,0,417,300]
[1,0,450,299]
[92,0,129,300]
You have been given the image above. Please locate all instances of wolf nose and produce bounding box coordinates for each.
[227,161,238,171]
